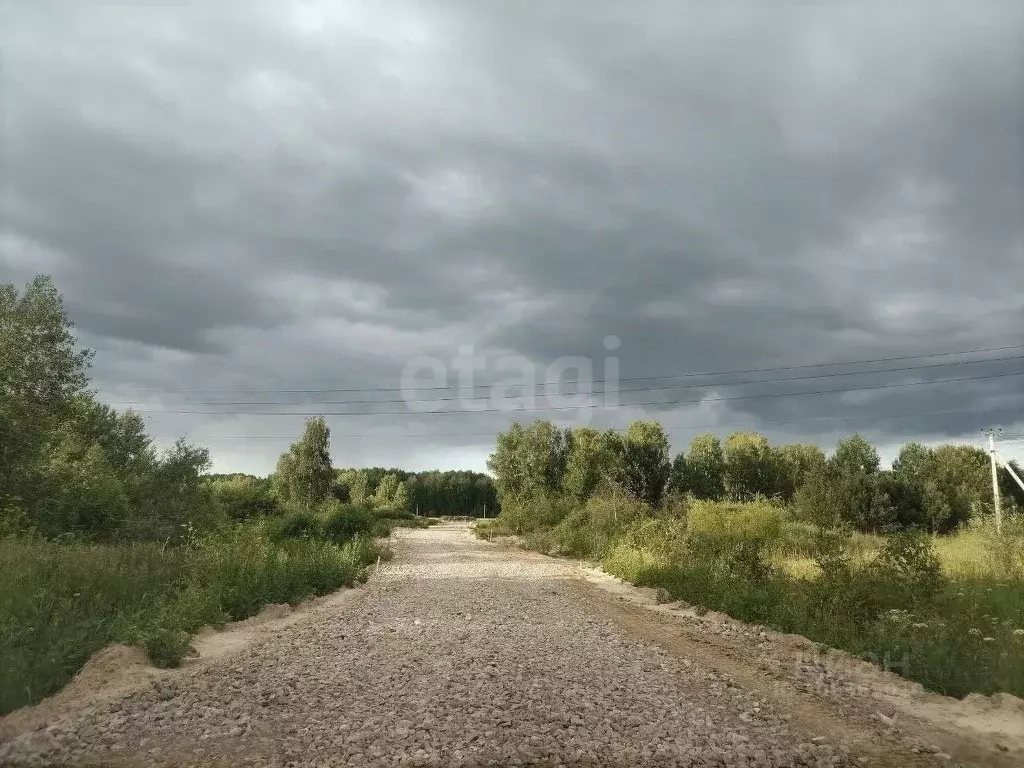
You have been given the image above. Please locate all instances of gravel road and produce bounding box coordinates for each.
[0,523,1000,767]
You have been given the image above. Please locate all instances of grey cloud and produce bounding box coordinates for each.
[2,1,1022,473]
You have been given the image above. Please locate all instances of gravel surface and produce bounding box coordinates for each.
[0,524,931,767]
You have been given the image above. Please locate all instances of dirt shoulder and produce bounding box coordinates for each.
[0,585,367,745]
[574,563,1024,768]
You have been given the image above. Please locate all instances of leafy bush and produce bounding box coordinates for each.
[550,497,653,560]
[322,503,373,543]
[498,494,573,534]
[207,475,280,521]
[269,510,322,541]
[870,532,945,606]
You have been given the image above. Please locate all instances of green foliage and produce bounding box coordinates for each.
[620,421,671,507]
[207,475,280,520]
[563,426,622,504]
[686,499,786,547]
[371,473,408,512]
[666,452,688,499]
[571,503,1021,698]
[723,431,782,502]
[488,420,571,503]
[341,469,370,505]
[0,276,220,543]
[796,437,898,534]
[271,510,322,541]
[323,503,374,543]
[549,496,653,560]
[0,526,383,714]
[685,433,726,501]
[404,469,496,516]
[0,276,93,511]
[496,493,573,534]
[274,418,333,510]
[775,443,826,502]
[871,532,945,605]
[830,433,880,475]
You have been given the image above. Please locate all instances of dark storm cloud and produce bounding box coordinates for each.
[2,1,1022,472]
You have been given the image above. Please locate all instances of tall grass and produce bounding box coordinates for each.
[0,524,384,715]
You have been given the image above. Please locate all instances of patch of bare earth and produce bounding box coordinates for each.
[0,586,363,745]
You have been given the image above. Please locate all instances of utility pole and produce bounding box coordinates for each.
[482,503,487,519]
[987,430,1002,534]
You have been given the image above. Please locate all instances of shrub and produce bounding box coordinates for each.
[208,476,280,521]
[548,496,653,560]
[322,503,374,543]
[498,494,573,534]
[270,510,322,541]
[870,532,945,606]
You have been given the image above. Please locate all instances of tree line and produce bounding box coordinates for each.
[335,468,496,517]
[211,420,499,520]
[488,420,1024,533]
[1,276,218,541]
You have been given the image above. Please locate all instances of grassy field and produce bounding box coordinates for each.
[479,501,1024,699]
[0,522,387,715]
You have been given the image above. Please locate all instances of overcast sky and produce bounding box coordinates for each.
[2,1,1022,475]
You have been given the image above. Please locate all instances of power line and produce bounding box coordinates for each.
[101,354,1024,407]
[101,342,1024,395]
[148,404,1022,440]
[129,369,1024,416]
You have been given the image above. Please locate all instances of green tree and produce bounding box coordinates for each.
[775,443,826,502]
[893,441,934,481]
[723,431,780,502]
[127,440,220,540]
[392,481,409,513]
[488,420,570,502]
[349,470,370,505]
[928,444,989,531]
[620,420,671,506]
[563,426,602,503]
[830,434,880,476]
[488,423,527,501]
[35,441,129,537]
[275,417,333,509]
[273,451,296,504]
[0,275,94,508]
[563,426,625,503]
[666,452,688,498]
[372,473,405,511]
[795,465,894,532]
[1000,459,1024,510]
[685,433,725,501]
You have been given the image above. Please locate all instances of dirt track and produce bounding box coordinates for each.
[1,523,1021,767]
